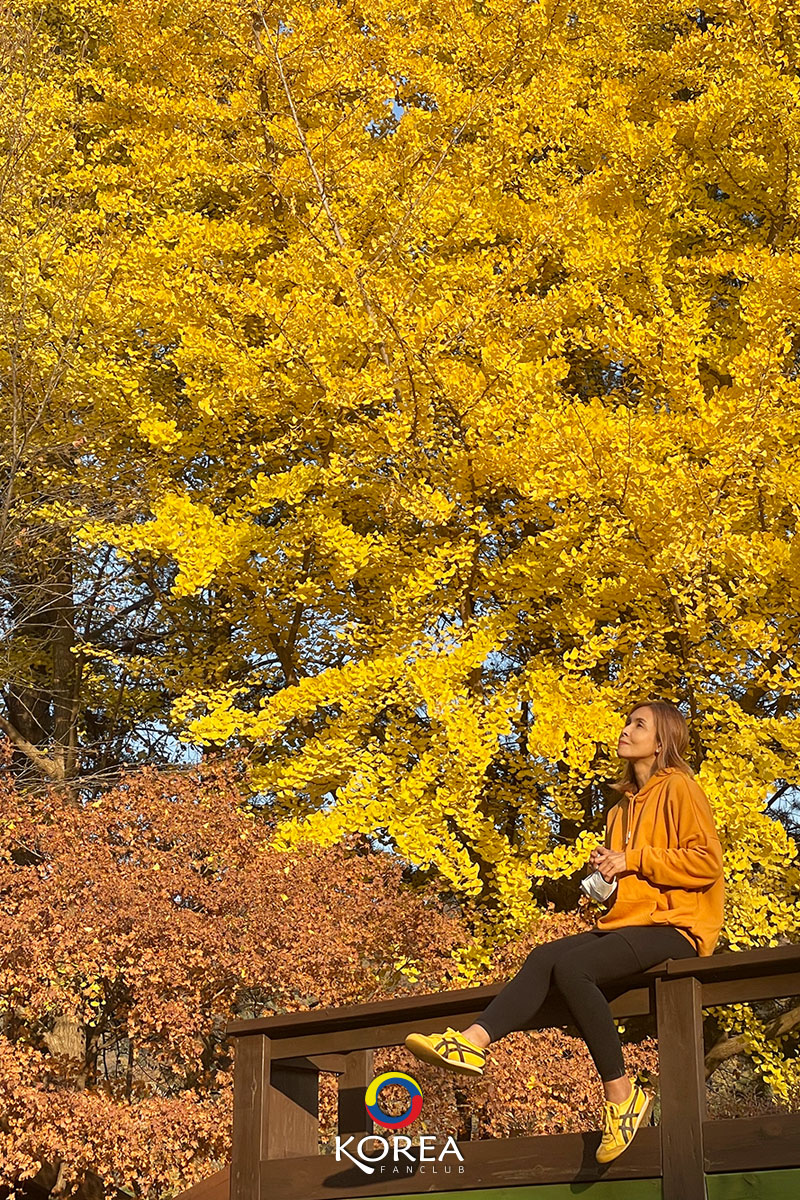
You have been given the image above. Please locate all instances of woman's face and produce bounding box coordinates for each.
[617,706,660,762]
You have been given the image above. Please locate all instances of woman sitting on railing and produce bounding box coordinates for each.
[405,700,725,1165]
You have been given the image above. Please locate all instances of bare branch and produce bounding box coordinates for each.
[0,712,64,780]
[705,1002,800,1080]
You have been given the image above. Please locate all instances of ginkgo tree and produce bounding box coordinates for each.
[73,0,800,932]
[3,0,800,1110]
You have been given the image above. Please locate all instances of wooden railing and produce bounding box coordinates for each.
[180,943,800,1200]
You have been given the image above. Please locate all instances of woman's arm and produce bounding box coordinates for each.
[624,777,723,888]
[587,803,624,879]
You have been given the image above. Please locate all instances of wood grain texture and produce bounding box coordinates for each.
[657,975,706,1200]
[338,1050,375,1138]
[703,1113,800,1172]
[259,1126,661,1199]
[232,1035,270,1200]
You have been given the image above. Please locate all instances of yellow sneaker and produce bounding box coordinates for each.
[595,1081,654,1163]
[404,1027,487,1076]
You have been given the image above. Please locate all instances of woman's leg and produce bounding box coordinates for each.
[460,931,603,1048]
[550,932,641,1100]
[550,926,697,1100]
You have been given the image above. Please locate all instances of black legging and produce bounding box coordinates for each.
[475,925,696,1082]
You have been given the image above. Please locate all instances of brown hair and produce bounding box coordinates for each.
[611,700,695,793]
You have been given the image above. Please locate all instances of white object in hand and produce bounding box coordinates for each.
[580,870,618,902]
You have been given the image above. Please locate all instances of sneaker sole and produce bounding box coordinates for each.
[595,1090,654,1163]
[404,1033,485,1076]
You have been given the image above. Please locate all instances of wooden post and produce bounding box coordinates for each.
[231,1034,270,1200]
[656,975,707,1200]
[232,1037,320,1200]
[337,1049,374,1137]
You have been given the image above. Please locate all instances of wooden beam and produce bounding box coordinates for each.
[227,985,500,1039]
[665,943,800,980]
[168,1111,800,1200]
[701,971,800,1007]
[259,1126,661,1199]
[226,978,650,1040]
[171,1167,229,1200]
[656,975,706,1200]
[229,989,652,1059]
[704,1113,800,1171]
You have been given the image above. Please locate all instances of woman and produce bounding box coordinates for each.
[405,700,724,1164]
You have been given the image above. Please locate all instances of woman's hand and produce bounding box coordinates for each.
[589,848,628,882]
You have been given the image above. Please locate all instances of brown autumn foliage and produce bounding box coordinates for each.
[0,747,464,1195]
[0,745,704,1197]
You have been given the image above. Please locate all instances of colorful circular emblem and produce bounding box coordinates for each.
[364,1071,423,1129]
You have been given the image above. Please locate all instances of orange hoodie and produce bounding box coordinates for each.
[593,767,725,957]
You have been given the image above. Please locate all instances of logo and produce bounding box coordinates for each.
[333,1071,465,1177]
[364,1071,423,1129]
